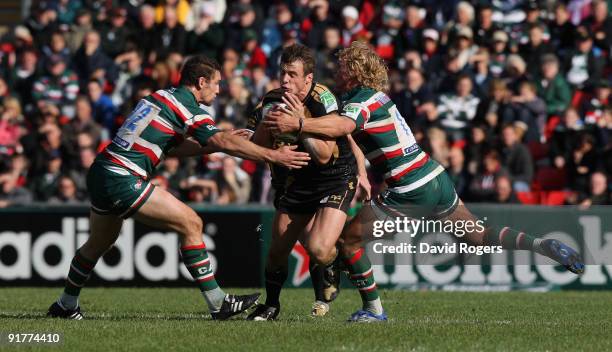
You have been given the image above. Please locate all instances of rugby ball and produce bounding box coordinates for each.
[262,102,299,144]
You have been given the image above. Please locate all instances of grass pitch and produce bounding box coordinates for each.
[0,288,610,351]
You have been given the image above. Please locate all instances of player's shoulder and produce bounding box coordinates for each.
[308,82,338,114]
[344,86,379,102]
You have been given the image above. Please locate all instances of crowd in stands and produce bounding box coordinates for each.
[0,0,610,208]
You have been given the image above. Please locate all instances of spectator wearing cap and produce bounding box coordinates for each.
[315,27,342,91]
[155,0,191,27]
[395,3,425,55]
[489,30,509,77]
[536,54,572,117]
[241,29,267,71]
[455,26,478,70]
[373,3,403,61]
[443,2,474,47]
[564,26,606,90]
[225,3,261,52]
[185,2,225,60]
[474,2,502,49]
[500,123,533,192]
[520,23,554,77]
[153,6,187,60]
[437,73,480,142]
[341,5,370,47]
[548,3,576,59]
[582,79,611,125]
[73,30,118,90]
[99,7,132,59]
[419,28,443,81]
[301,0,336,50]
[261,3,298,57]
[25,4,60,48]
[65,9,93,53]
[517,0,550,46]
[32,55,79,118]
[583,0,612,52]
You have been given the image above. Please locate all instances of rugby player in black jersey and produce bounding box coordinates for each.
[244,44,368,320]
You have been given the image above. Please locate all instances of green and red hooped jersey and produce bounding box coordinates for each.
[98,86,220,178]
[340,86,444,193]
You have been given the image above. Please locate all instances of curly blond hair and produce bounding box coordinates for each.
[338,41,389,92]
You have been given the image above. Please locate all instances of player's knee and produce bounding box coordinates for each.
[307,243,335,265]
[182,213,203,239]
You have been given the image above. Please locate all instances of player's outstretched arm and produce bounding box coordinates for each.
[207,131,310,169]
[167,129,253,157]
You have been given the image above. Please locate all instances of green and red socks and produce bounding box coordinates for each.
[484,227,545,254]
[343,248,383,315]
[59,250,98,310]
[180,243,226,312]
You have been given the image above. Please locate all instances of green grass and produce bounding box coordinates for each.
[0,288,610,351]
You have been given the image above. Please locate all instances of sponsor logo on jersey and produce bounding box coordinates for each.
[319,91,338,113]
[404,144,419,155]
[113,136,130,149]
[343,104,362,120]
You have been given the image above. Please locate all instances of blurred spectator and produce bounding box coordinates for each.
[583,0,612,52]
[392,68,436,131]
[394,3,425,57]
[578,171,610,208]
[218,78,253,128]
[6,48,39,109]
[32,55,79,118]
[99,7,132,59]
[427,127,449,167]
[216,156,251,204]
[185,3,225,59]
[582,79,611,125]
[537,54,572,117]
[87,79,117,138]
[570,133,598,193]
[548,3,576,58]
[73,30,118,89]
[40,31,71,70]
[302,0,335,50]
[373,3,403,61]
[0,97,25,148]
[447,146,470,197]
[49,175,84,204]
[0,155,31,207]
[133,5,157,64]
[495,175,519,204]
[31,150,63,201]
[154,6,187,60]
[500,124,534,191]
[465,124,492,175]
[315,27,341,90]
[436,74,480,141]
[489,30,509,77]
[341,6,370,47]
[65,9,93,53]
[468,149,507,202]
[474,3,501,49]
[112,49,147,108]
[62,95,102,156]
[520,23,554,77]
[155,0,191,27]
[261,3,296,57]
[67,147,96,196]
[564,26,605,90]
[506,81,547,142]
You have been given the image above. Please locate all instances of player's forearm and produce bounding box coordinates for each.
[301,133,334,165]
[167,138,218,157]
[210,132,274,163]
[302,114,354,139]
